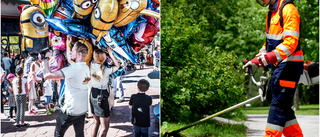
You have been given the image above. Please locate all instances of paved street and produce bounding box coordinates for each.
[1,65,160,137]
[246,114,319,137]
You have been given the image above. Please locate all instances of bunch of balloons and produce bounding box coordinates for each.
[19,0,160,67]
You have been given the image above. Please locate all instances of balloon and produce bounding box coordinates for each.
[38,0,60,18]
[91,0,118,42]
[46,18,96,39]
[49,31,66,51]
[36,49,67,78]
[112,67,126,77]
[20,5,50,55]
[60,0,75,13]
[78,39,93,66]
[52,3,73,19]
[114,0,159,27]
[121,15,147,39]
[128,15,159,52]
[73,0,97,19]
[147,0,159,11]
[99,28,138,64]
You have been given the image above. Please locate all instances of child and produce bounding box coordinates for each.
[12,67,29,128]
[6,73,17,122]
[27,71,37,114]
[129,79,152,137]
[43,79,53,115]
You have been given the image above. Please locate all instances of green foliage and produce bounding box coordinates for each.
[161,0,319,122]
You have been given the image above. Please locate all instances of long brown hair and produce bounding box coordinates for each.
[15,67,24,94]
[93,49,106,80]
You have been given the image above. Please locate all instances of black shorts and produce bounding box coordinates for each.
[90,87,110,117]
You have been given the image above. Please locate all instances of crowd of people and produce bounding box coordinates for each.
[1,36,157,137]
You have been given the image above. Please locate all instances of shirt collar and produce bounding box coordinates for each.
[269,0,280,12]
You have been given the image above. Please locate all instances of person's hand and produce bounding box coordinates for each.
[66,35,72,44]
[106,46,113,55]
[242,57,261,75]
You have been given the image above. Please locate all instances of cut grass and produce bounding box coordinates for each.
[161,120,247,137]
[242,104,319,115]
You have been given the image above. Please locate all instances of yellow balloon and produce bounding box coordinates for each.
[91,0,118,42]
[78,39,93,66]
[20,5,49,52]
[73,0,97,17]
[114,0,148,27]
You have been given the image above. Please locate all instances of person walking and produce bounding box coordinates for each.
[90,48,119,137]
[129,79,152,137]
[6,73,17,122]
[2,53,12,73]
[12,67,30,128]
[43,35,91,137]
[243,0,304,136]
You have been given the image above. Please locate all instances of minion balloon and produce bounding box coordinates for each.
[114,0,159,27]
[20,5,50,55]
[73,0,97,19]
[91,0,118,42]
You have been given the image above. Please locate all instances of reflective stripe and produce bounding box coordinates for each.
[273,50,283,62]
[283,30,300,38]
[282,55,304,62]
[266,34,283,40]
[284,119,298,128]
[266,123,284,132]
[280,80,296,88]
[260,47,267,53]
[277,44,292,56]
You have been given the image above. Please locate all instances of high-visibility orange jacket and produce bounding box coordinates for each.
[259,0,303,64]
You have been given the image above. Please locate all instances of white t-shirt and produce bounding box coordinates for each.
[90,62,113,90]
[2,57,12,70]
[43,80,53,96]
[60,62,90,116]
[12,77,27,95]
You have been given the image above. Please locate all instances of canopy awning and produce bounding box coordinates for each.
[1,18,21,36]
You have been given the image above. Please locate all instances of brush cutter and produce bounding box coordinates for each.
[163,58,270,137]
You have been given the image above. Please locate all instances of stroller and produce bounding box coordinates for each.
[126,61,136,71]
[137,52,145,69]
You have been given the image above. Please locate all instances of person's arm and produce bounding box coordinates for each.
[107,47,120,73]
[66,35,75,64]
[43,51,64,80]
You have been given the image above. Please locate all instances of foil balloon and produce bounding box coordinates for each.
[53,3,73,19]
[112,67,126,77]
[38,0,59,18]
[78,39,93,66]
[128,15,159,52]
[36,49,66,78]
[49,31,66,51]
[121,15,147,39]
[147,0,159,11]
[114,0,159,27]
[20,5,50,55]
[91,0,118,42]
[73,0,97,19]
[46,18,96,39]
[61,0,75,13]
[99,28,138,64]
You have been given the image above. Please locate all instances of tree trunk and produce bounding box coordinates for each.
[293,86,299,111]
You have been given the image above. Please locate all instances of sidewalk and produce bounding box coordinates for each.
[1,65,160,137]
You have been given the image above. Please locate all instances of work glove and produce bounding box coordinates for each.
[243,52,278,75]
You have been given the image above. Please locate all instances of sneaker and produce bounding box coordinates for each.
[54,106,60,110]
[117,99,124,103]
[15,125,20,129]
[1,113,8,119]
[32,105,38,110]
[29,111,36,115]
[46,110,52,115]
[21,123,29,127]
[10,118,15,123]
[38,103,45,108]
[31,109,37,113]
[49,109,55,112]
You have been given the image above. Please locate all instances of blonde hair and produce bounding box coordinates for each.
[93,49,106,80]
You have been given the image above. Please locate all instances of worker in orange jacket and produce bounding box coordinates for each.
[243,0,304,136]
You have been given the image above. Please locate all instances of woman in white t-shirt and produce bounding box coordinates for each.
[12,67,29,128]
[90,47,119,137]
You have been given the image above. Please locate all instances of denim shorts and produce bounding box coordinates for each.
[44,96,52,105]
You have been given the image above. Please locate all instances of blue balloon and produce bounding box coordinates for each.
[121,15,147,39]
[112,67,126,77]
[46,18,96,39]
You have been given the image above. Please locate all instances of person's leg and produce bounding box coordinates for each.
[91,114,101,137]
[20,94,27,125]
[140,127,149,137]
[15,95,21,125]
[55,111,73,137]
[119,76,124,100]
[113,76,117,99]
[134,125,141,137]
[9,107,14,118]
[73,114,85,137]
[28,99,34,112]
[99,116,110,137]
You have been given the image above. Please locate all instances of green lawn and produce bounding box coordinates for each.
[242,104,319,115]
[161,120,247,137]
